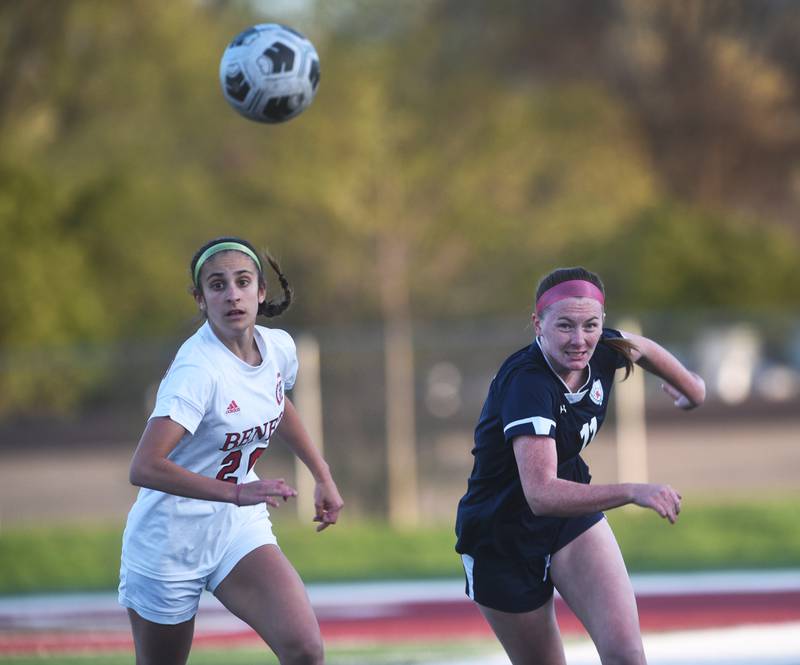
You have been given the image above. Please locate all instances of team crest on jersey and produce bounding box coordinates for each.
[589,379,604,405]
[275,372,284,405]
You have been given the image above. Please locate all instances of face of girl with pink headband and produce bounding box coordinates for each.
[532,279,605,389]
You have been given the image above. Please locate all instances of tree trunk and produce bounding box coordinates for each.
[377,231,419,526]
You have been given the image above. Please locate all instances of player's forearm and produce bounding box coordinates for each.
[288,438,332,484]
[524,478,636,517]
[130,457,238,504]
[630,335,705,406]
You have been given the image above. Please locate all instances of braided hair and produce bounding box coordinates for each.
[535,266,637,379]
[190,236,293,318]
[259,251,293,317]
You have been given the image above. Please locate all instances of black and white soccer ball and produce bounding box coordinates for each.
[219,23,320,124]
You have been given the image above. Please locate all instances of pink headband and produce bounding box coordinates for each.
[535,279,605,314]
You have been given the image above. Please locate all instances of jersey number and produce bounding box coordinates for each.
[216,447,267,483]
[579,417,598,451]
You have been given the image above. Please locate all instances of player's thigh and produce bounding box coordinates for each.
[478,597,566,665]
[461,551,565,665]
[213,544,323,662]
[119,567,201,665]
[549,518,644,661]
[127,608,194,665]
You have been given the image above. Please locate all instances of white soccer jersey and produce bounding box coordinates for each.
[121,322,298,581]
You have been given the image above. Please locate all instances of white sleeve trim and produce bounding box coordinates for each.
[503,416,556,436]
[150,394,204,435]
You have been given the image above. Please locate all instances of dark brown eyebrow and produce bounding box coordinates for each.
[204,269,255,282]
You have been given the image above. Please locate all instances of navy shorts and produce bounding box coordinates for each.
[460,512,605,613]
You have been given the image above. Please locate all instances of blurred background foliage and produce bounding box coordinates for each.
[1,0,800,417]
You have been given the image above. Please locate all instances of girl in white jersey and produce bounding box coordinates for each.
[119,236,343,665]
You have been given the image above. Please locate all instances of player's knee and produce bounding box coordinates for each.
[597,642,646,665]
[275,634,324,665]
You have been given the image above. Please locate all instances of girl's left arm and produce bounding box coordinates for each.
[276,397,344,530]
[620,331,706,410]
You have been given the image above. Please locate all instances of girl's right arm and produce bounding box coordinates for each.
[513,434,682,523]
[129,416,296,507]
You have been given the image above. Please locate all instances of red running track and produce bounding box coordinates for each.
[1,588,799,654]
[317,590,800,641]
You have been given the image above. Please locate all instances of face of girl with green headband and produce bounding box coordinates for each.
[193,249,266,339]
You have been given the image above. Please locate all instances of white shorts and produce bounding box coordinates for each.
[118,517,277,625]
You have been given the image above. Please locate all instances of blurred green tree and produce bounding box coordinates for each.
[1,0,799,419]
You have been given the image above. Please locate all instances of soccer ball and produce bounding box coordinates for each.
[219,23,320,124]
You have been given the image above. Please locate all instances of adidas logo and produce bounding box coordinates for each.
[225,400,240,415]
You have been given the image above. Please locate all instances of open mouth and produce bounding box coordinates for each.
[226,309,246,318]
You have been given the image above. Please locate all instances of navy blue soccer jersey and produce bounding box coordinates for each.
[455,329,627,559]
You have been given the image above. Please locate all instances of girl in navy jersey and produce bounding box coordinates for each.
[455,266,705,665]
[119,237,343,665]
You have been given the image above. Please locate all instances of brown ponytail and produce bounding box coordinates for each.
[258,251,293,318]
[602,336,638,380]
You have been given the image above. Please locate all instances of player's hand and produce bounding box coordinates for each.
[662,373,705,410]
[236,478,297,508]
[313,477,344,532]
[631,483,682,524]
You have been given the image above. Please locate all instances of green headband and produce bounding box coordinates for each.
[193,241,262,286]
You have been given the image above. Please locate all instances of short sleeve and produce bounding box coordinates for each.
[602,327,629,371]
[266,328,299,390]
[150,361,214,434]
[500,370,557,442]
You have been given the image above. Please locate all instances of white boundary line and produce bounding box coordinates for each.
[428,622,800,665]
[1,570,799,630]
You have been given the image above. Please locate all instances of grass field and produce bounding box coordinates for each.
[0,640,502,664]
[0,496,798,595]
